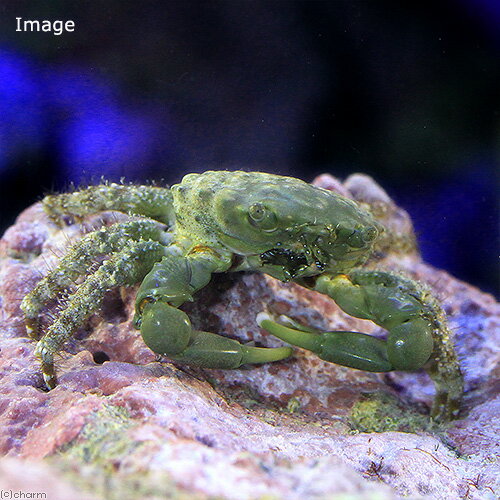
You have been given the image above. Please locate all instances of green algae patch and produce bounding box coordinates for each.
[52,404,203,500]
[348,393,431,434]
[51,460,205,500]
[60,403,137,466]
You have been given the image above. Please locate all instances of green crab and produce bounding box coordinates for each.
[21,171,463,420]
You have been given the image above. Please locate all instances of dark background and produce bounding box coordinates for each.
[0,1,498,295]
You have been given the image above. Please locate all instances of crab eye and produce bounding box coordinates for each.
[249,203,265,221]
[363,227,378,242]
[248,203,278,231]
[347,230,365,248]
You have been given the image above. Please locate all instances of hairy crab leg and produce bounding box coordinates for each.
[259,269,463,421]
[21,220,165,339]
[43,183,174,225]
[35,240,165,389]
[134,248,293,369]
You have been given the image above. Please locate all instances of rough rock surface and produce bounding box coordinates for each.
[0,174,498,500]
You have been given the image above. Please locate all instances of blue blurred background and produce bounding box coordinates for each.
[0,1,498,295]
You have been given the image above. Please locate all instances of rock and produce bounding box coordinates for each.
[0,174,498,500]
[0,457,95,500]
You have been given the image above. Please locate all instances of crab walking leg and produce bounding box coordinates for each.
[260,270,463,419]
[21,220,165,339]
[35,240,165,389]
[134,249,293,369]
[43,183,174,225]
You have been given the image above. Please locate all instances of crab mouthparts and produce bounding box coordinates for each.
[260,248,308,275]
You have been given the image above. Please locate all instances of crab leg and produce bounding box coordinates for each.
[43,183,174,225]
[35,239,165,389]
[259,269,463,420]
[258,313,394,371]
[21,220,164,339]
[135,248,293,369]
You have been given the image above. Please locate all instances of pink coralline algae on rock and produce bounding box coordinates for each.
[0,173,498,500]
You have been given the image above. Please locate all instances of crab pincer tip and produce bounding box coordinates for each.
[256,312,272,327]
